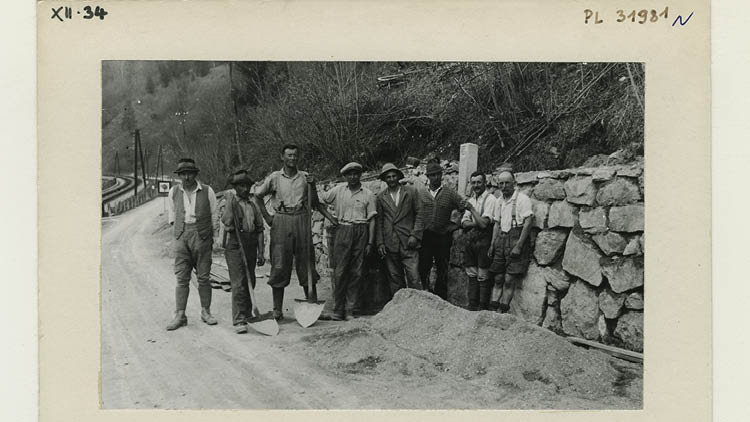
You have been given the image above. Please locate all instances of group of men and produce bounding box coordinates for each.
[164,144,534,333]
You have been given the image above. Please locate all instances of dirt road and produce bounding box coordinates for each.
[102,199,641,409]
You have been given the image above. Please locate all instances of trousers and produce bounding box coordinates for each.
[418,229,453,300]
[225,231,258,325]
[268,212,319,289]
[173,224,213,311]
[385,246,422,296]
[331,224,368,315]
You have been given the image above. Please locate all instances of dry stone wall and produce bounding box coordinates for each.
[263,159,645,352]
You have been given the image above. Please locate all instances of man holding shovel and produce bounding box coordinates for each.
[254,144,338,320]
[221,173,266,334]
[320,162,377,321]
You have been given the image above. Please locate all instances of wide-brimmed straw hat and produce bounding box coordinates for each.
[174,158,200,174]
[340,162,364,175]
[378,163,404,181]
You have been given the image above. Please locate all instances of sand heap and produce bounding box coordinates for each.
[304,289,641,402]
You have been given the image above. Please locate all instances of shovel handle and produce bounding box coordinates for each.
[231,201,261,318]
[307,183,317,301]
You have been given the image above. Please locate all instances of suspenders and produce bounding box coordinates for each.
[510,196,519,229]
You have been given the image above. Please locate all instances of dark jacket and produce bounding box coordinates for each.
[421,185,465,234]
[375,185,425,253]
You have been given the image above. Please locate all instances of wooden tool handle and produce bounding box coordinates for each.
[307,183,316,299]
[232,204,260,317]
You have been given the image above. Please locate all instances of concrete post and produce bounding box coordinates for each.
[459,143,479,196]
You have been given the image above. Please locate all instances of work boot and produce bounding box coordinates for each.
[234,324,248,334]
[467,276,479,311]
[498,303,510,314]
[175,285,189,312]
[166,311,187,331]
[201,308,218,325]
[272,287,284,320]
[198,284,213,309]
[478,279,492,311]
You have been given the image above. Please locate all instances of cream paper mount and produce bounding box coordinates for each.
[37,0,710,421]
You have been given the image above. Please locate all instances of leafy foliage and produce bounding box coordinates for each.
[102,61,643,185]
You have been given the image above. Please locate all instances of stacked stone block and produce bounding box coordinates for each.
[307,160,644,352]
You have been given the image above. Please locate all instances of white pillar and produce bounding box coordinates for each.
[458,143,479,196]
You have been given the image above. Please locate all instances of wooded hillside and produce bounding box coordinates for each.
[102,61,644,186]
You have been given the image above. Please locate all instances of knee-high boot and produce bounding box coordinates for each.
[272,287,285,320]
[175,285,189,311]
[167,285,190,330]
[478,278,492,311]
[467,277,479,311]
[198,285,217,325]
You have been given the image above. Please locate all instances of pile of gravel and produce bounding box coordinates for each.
[304,289,641,403]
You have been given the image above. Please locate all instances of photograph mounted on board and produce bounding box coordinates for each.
[101,60,645,409]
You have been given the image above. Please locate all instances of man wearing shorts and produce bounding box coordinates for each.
[487,170,534,313]
[461,171,497,311]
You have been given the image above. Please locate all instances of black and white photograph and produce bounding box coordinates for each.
[100,60,645,409]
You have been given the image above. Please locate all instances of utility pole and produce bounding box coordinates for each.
[136,129,147,190]
[228,62,244,166]
[114,151,120,176]
[133,130,139,197]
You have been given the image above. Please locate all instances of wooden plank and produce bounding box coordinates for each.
[566,336,643,364]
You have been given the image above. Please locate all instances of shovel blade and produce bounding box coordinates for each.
[248,319,279,336]
[294,301,325,328]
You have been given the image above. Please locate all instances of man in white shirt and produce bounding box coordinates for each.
[462,171,497,311]
[486,170,534,313]
[166,158,218,330]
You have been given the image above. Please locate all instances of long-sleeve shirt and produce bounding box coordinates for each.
[461,190,497,226]
[421,184,465,234]
[167,181,217,227]
[221,194,265,233]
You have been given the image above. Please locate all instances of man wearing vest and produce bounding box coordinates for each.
[461,171,497,311]
[375,163,425,295]
[221,173,266,334]
[320,162,377,321]
[166,158,219,331]
[487,170,534,313]
[419,161,468,300]
[254,144,338,320]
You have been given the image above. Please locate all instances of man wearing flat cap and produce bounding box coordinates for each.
[419,161,468,300]
[254,144,338,320]
[375,163,425,296]
[166,158,219,330]
[221,172,266,334]
[319,162,377,320]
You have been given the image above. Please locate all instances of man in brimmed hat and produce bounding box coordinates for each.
[375,163,425,296]
[221,172,266,334]
[166,158,219,330]
[319,162,377,320]
[419,161,468,300]
[254,144,338,320]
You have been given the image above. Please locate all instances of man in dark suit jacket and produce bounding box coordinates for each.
[375,163,425,296]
